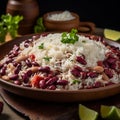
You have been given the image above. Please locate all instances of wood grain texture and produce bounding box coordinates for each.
[1,88,120,120]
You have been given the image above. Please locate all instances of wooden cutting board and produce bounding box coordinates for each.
[1,88,120,120]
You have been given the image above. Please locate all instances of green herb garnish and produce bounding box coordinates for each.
[72,79,80,84]
[61,29,79,44]
[38,43,44,49]
[0,13,23,43]
[82,40,86,43]
[43,56,52,61]
[34,17,46,33]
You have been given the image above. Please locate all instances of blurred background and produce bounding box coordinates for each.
[0,0,120,31]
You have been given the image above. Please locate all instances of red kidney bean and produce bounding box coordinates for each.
[0,66,6,76]
[24,42,30,48]
[76,56,87,65]
[13,62,18,67]
[5,58,13,64]
[71,65,82,77]
[14,80,22,85]
[41,33,49,37]
[101,39,108,46]
[85,34,103,42]
[23,78,29,84]
[103,60,110,68]
[24,39,33,48]
[46,76,58,86]
[39,66,50,73]
[14,64,21,74]
[104,68,113,78]
[21,73,29,83]
[105,52,113,58]
[107,57,117,64]
[71,69,81,77]
[39,79,46,89]
[116,51,120,58]
[9,74,19,80]
[26,70,32,77]
[117,62,120,69]
[32,61,39,66]
[44,76,51,81]
[74,65,82,72]
[97,61,104,67]
[80,71,87,79]
[105,81,114,86]
[93,81,103,88]
[47,85,56,90]
[56,79,68,85]
[8,50,19,58]
[87,71,98,78]
[13,45,19,51]
[32,35,40,40]
[110,63,116,70]
[0,64,3,69]
[25,59,32,67]
[87,86,93,89]
[24,39,32,43]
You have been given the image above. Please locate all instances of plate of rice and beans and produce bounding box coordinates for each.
[0,29,120,102]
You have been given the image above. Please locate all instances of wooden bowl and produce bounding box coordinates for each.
[43,11,95,33]
[0,33,120,102]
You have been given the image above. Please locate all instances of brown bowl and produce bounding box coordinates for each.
[43,11,95,33]
[0,33,120,102]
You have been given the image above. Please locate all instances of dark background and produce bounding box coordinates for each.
[0,0,120,31]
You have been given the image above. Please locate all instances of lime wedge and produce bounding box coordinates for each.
[100,105,120,120]
[104,29,120,41]
[78,104,98,120]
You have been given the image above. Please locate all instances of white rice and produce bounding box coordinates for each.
[47,10,75,21]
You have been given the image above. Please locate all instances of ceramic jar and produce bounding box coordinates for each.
[6,0,40,35]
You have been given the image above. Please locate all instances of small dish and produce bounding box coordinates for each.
[43,11,95,33]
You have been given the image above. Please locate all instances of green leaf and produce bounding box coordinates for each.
[43,56,52,62]
[38,43,44,49]
[72,79,80,84]
[34,17,46,33]
[0,13,23,43]
[61,29,79,44]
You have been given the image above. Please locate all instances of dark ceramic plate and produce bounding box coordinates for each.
[0,33,120,102]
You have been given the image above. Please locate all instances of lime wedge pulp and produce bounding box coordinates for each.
[104,28,120,41]
[100,105,120,120]
[78,104,98,120]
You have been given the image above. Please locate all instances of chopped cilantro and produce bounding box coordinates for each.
[43,57,52,61]
[38,43,44,49]
[82,40,86,43]
[72,79,80,84]
[61,29,79,44]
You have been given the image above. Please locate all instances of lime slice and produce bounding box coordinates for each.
[101,105,120,120]
[104,29,120,41]
[78,104,98,120]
